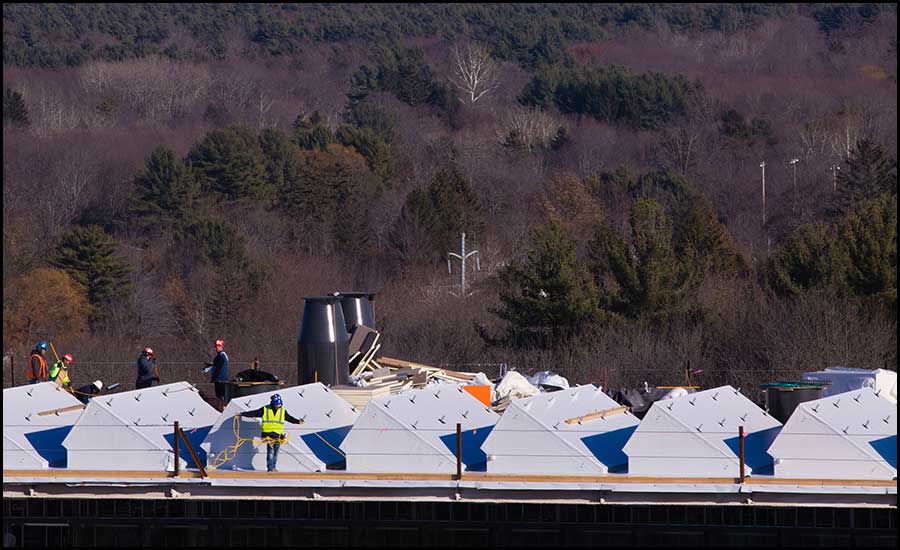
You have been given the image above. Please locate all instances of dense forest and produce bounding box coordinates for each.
[2,3,897,395]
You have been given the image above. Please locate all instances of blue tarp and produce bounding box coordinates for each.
[300,425,353,466]
[439,425,495,472]
[580,425,638,471]
[163,426,212,468]
[870,435,897,469]
[24,425,74,468]
[723,426,781,474]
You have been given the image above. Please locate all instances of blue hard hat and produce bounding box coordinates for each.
[37,341,49,351]
[270,394,283,406]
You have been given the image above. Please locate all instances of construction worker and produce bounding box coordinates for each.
[75,380,103,405]
[203,339,229,401]
[27,341,50,384]
[49,353,73,388]
[234,394,303,472]
[135,347,158,389]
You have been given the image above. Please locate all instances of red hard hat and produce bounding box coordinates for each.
[63,354,73,363]
[214,339,225,348]
[143,347,154,356]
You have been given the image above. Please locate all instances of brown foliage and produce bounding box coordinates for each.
[3,267,90,353]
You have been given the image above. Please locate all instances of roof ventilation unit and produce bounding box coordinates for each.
[298,296,350,387]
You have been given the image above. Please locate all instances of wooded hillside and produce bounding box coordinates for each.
[2,3,896,391]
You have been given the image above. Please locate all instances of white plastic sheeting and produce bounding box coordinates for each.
[493,371,539,402]
[201,383,358,472]
[527,371,570,390]
[768,388,897,480]
[3,383,84,470]
[623,386,782,477]
[802,367,897,404]
[62,382,219,471]
[482,385,639,474]
[342,384,499,473]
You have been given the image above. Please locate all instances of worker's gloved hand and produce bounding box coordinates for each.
[201,366,212,374]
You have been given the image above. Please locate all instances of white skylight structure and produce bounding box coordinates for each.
[3,382,84,470]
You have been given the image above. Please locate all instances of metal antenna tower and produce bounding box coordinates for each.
[447,232,480,297]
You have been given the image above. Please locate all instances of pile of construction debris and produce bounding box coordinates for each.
[333,350,573,414]
[333,356,477,409]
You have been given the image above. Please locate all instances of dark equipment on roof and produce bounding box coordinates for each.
[298,296,350,387]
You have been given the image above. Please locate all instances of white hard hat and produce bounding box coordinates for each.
[93,380,103,390]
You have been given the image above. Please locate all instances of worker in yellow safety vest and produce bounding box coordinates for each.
[234,394,303,472]
[49,353,73,388]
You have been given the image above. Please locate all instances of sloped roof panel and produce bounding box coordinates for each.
[342,384,499,473]
[62,382,219,471]
[768,388,897,479]
[622,385,782,477]
[483,385,640,474]
[3,382,84,469]
[201,383,358,472]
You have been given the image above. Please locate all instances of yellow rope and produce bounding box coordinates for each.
[206,415,292,472]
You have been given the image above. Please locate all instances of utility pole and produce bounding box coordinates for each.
[830,165,841,192]
[447,232,480,297]
[789,158,799,214]
[760,161,769,257]
[759,161,766,226]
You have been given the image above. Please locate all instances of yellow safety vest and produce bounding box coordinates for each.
[50,362,70,386]
[260,406,285,434]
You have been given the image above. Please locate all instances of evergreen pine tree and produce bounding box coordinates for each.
[588,199,692,319]
[51,226,133,323]
[494,217,600,347]
[832,139,897,216]
[768,223,847,297]
[3,88,29,127]
[839,194,897,306]
[188,127,268,202]
[130,147,199,233]
[259,128,300,190]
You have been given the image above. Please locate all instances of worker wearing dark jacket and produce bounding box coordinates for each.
[235,394,303,472]
[135,347,158,389]
[75,381,103,405]
[204,339,229,401]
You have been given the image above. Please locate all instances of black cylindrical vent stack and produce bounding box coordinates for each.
[298,296,350,386]
[335,292,376,333]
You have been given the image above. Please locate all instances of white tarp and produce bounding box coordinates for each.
[342,384,499,473]
[527,371,570,390]
[802,368,897,404]
[493,371,540,402]
[201,383,358,472]
[483,385,639,474]
[768,388,896,480]
[3,382,84,470]
[623,386,782,477]
[63,382,220,471]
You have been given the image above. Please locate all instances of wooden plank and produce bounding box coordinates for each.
[370,367,392,379]
[564,406,629,425]
[377,356,437,370]
[37,404,86,417]
[5,469,895,487]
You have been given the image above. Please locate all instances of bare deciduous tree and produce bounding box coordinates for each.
[451,43,499,104]
[496,106,562,151]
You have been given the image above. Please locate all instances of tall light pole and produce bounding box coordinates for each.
[759,161,766,226]
[447,232,480,297]
[789,158,799,214]
[830,165,841,192]
[760,161,769,257]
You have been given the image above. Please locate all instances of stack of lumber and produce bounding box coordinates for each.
[334,356,479,409]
